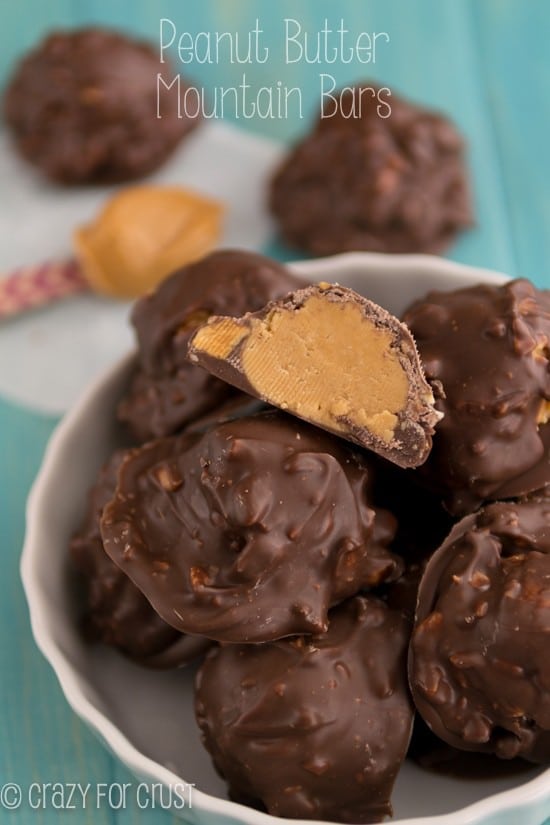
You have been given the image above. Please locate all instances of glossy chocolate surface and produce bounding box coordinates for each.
[118,250,302,441]
[410,491,550,762]
[101,412,401,643]
[404,279,550,514]
[195,596,413,822]
[70,450,210,668]
[188,282,441,468]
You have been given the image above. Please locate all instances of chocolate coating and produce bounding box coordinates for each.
[118,250,303,441]
[270,84,472,256]
[409,491,550,762]
[195,596,414,823]
[187,282,441,468]
[4,28,198,183]
[101,412,401,643]
[70,450,210,668]
[408,716,534,780]
[403,279,550,515]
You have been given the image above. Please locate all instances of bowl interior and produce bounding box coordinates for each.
[22,253,547,825]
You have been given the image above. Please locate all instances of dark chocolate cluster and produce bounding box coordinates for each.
[117,250,302,441]
[4,27,199,183]
[403,279,550,515]
[100,412,401,643]
[270,83,473,256]
[196,596,413,823]
[409,491,550,763]
[70,450,211,668]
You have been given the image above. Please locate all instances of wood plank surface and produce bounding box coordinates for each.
[0,2,548,823]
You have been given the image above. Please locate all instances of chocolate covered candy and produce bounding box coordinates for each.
[270,83,472,256]
[118,250,303,441]
[195,596,413,823]
[100,412,401,643]
[409,491,550,762]
[403,279,550,514]
[4,28,199,184]
[70,451,210,668]
[188,283,441,468]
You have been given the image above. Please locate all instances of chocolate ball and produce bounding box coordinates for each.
[270,83,472,256]
[409,491,550,763]
[100,412,401,643]
[118,250,303,441]
[403,279,550,515]
[195,596,414,823]
[4,27,199,183]
[70,450,210,668]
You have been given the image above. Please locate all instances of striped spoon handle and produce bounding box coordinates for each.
[0,259,89,320]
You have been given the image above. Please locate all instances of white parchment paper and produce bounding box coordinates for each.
[0,121,282,414]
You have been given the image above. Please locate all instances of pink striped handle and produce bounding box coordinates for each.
[0,259,89,320]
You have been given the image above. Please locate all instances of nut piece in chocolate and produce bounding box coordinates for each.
[4,27,199,184]
[188,283,441,467]
[195,596,414,823]
[270,83,473,256]
[403,278,550,514]
[118,249,303,441]
[409,490,550,763]
[100,412,401,643]
[70,450,210,668]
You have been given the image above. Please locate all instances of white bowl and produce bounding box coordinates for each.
[21,253,550,825]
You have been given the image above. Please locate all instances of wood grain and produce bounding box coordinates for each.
[0,2,548,823]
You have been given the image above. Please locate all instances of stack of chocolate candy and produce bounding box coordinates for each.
[71,250,550,823]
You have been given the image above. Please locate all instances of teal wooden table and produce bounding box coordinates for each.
[1,1,549,823]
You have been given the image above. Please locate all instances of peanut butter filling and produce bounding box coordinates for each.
[533,341,550,425]
[538,399,550,425]
[191,293,410,443]
[74,185,224,298]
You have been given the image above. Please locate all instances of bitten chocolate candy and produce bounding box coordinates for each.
[118,249,303,441]
[100,412,401,643]
[4,28,199,184]
[195,596,414,823]
[409,491,550,763]
[70,451,210,668]
[270,83,472,256]
[403,279,550,514]
[188,283,441,468]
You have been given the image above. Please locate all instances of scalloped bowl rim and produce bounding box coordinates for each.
[20,252,550,825]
